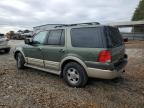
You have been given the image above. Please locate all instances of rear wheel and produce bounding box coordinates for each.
[63,62,88,87]
[16,53,25,69]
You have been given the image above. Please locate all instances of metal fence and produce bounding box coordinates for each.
[121,33,144,40]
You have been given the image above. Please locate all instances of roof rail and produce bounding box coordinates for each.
[78,22,100,25]
[33,24,65,28]
[55,22,100,28]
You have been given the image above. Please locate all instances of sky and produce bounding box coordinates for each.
[0,0,140,33]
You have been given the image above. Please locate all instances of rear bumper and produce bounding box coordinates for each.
[0,45,10,50]
[87,67,125,79]
[86,59,127,79]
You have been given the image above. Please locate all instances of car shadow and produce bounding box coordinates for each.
[0,50,6,55]
[87,77,127,86]
[0,48,12,55]
[18,66,127,87]
[17,66,58,78]
[0,50,10,55]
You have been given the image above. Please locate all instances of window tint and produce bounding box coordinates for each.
[33,31,48,44]
[71,27,105,48]
[47,29,65,45]
[60,30,65,45]
[105,27,123,47]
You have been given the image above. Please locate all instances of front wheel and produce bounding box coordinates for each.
[16,53,25,69]
[63,62,88,87]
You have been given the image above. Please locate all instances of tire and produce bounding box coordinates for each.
[16,53,25,69]
[63,62,88,87]
[4,48,10,53]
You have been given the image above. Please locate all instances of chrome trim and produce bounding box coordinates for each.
[87,67,124,79]
[85,61,110,65]
[25,57,60,72]
[85,61,99,64]
[24,64,60,75]
[27,57,44,67]
[44,60,60,70]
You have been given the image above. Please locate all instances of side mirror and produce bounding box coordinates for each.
[123,38,128,42]
[24,38,32,45]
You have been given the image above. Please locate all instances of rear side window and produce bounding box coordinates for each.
[47,29,65,45]
[71,27,106,48]
[105,27,123,47]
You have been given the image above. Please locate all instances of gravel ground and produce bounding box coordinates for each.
[0,40,144,108]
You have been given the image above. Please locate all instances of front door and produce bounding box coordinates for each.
[23,31,48,67]
[41,29,66,70]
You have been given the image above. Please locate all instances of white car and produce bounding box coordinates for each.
[0,34,10,53]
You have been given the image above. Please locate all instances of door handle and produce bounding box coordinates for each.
[59,49,65,53]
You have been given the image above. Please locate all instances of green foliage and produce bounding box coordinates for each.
[132,0,144,21]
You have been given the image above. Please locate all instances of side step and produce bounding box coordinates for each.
[24,64,61,75]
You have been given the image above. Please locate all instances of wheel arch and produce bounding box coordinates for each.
[14,49,26,62]
[60,56,87,76]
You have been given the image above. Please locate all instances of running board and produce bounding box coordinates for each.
[24,64,61,75]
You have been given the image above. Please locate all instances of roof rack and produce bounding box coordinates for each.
[33,24,65,28]
[55,22,100,28]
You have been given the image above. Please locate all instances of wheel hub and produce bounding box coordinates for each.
[67,68,79,84]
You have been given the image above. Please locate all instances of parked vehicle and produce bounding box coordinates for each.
[11,30,33,40]
[14,23,128,87]
[0,34,10,53]
[21,32,33,39]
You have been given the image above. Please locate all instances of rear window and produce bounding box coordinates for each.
[71,27,106,48]
[104,27,123,47]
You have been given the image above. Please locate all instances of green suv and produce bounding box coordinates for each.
[14,23,128,87]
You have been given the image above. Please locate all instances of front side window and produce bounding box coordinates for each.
[47,29,65,45]
[33,31,48,44]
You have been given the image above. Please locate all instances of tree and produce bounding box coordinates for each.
[132,0,144,21]
[17,30,23,33]
[23,29,30,33]
[132,0,144,33]
[6,31,15,39]
[9,31,15,36]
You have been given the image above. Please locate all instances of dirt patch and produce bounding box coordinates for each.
[125,40,144,48]
[0,40,144,108]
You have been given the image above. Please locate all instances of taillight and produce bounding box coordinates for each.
[98,50,111,63]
